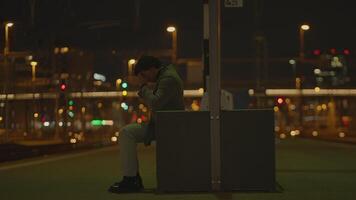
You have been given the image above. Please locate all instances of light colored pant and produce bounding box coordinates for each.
[119,123,147,176]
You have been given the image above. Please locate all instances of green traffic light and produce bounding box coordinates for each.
[68,100,74,106]
[122,82,128,89]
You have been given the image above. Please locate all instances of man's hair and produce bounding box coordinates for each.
[134,56,161,76]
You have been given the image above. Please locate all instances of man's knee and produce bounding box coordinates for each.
[119,123,145,142]
[120,125,134,140]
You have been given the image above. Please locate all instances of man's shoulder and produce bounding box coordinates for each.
[161,65,180,79]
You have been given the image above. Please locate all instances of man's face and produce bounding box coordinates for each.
[139,68,157,82]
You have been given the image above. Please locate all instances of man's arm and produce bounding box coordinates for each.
[138,76,177,111]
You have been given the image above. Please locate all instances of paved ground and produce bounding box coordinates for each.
[1,138,356,200]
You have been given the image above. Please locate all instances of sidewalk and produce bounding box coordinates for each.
[1,139,356,200]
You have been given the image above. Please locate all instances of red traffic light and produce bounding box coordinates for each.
[60,83,66,91]
[313,49,321,56]
[343,49,350,55]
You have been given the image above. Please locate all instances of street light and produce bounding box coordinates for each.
[127,59,136,76]
[166,26,177,63]
[4,22,14,55]
[2,22,13,141]
[30,61,38,81]
[299,24,310,61]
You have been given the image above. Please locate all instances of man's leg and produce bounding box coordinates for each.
[119,123,146,176]
[108,123,146,193]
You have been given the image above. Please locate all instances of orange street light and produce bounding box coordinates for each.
[166,26,177,63]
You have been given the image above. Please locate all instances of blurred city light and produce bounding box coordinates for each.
[314,68,321,74]
[43,121,50,127]
[301,24,310,31]
[91,120,102,126]
[60,83,66,91]
[277,98,284,104]
[111,136,118,142]
[166,26,176,32]
[314,87,321,92]
[60,47,69,54]
[122,90,128,96]
[289,59,296,65]
[274,106,279,112]
[121,82,128,89]
[68,111,75,118]
[313,49,321,56]
[102,120,114,126]
[93,73,106,82]
[30,61,38,67]
[137,118,142,124]
[312,131,319,136]
[128,59,136,65]
[6,22,14,27]
[116,79,122,88]
[343,49,350,55]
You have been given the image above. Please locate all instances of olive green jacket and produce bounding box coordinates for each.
[138,64,185,145]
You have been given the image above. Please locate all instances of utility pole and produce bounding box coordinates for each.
[209,0,221,191]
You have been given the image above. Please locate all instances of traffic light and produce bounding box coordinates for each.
[313,49,321,56]
[60,80,67,91]
[343,49,350,55]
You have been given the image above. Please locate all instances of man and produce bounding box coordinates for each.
[108,56,185,193]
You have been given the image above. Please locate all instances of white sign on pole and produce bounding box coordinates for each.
[224,0,243,7]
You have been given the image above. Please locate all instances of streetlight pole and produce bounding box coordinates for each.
[30,61,37,81]
[30,61,37,137]
[4,22,13,55]
[3,22,13,142]
[299,24,310,61]
[127,59,136,76]
[166,26,177,63]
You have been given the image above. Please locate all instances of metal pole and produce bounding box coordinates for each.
[209,0,221,191]
[299,28,304,61]
[203,0,209,91]
[4,25,10,142]
[5,26,10,54]
[32,65,36,81]
[172,30,177,63]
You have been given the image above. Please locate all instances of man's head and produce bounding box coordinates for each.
[134,56,161,82]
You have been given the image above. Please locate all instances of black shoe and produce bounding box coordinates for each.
[113,173,143,188]
[108,176,144,193]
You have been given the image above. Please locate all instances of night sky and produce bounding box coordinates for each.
[1,0,355,82]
